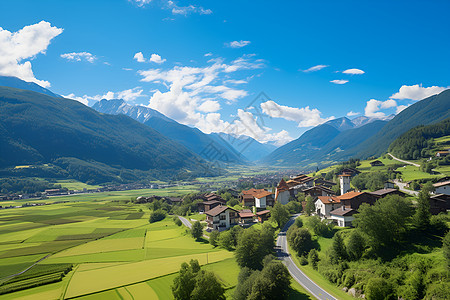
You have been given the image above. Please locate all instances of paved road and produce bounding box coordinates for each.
[393,180,419,196]
[387,153,420,167]
[276,214,336,300]
[178,216,209,239]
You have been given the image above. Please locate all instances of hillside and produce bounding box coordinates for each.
[388,117,450,160]
[351,89,450,159]
[0,75,60,98]
[0,87,216,183]
[92,99,247,164]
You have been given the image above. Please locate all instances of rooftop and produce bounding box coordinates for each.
[205,205,237,217]
[338,191,363,200]
[433,180,450,188]
[317,196,341,204]
[256,210,270,216]
[330,206,357,216]
[370,188,403,196]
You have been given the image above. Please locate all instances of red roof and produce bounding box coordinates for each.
[239,211,255,218]
[338,191,363,200]
[317,196,341,204]
[256,210,270,216]
[255,191,272,198]
[242,188,267,197]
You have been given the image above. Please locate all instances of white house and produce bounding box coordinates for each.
[275,178,291,205]
[433,181,450,195]
[205,205,239,231]
[254,190,273,208]
[330,206,357,227]
[315,196,342,218]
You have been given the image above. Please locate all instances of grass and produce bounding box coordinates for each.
[55,179,101,190]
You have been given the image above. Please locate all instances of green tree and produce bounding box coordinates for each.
[414,188,432,230]
[172,260,200,300]
[346,230,365,260]
[149,209,167,223]
[294,217,303,228]
[305,195,315,216]
[235,227,274,270]
[209,230,220,247]
[365,277,393,300]
[353,195,413,251]
[443,231,450,268]
[191,221,203,240]
[191,270,225,300]
[248,261,291,300]
[270,202,290,228]
[329,232,347,264]
[233,268,261,300]
[219,230,234,250]
[287,227,314,256]
[308,249,319,270]
[286,201,302,213]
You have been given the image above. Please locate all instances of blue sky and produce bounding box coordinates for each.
[0,0,449,146]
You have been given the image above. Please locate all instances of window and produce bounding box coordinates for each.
[220,214,226,220]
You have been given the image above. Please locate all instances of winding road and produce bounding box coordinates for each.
[276,214,336,300]
[387,153,420,167]
[177,215,209,239]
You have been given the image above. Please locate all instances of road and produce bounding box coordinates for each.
[178,215,209,239]
[387,153,420,167]
[276,214,336,300]
[393,180,419,196]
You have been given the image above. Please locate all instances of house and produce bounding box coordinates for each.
[303,185,335,198]
[254,190,274,209]
[164,197,183,205]
[256,210,271,223]
[205,205,239,231]
[429,194,450,215]
[240,188,268,207]
[286,175,315,194]
[436,151,449,157]
[338,168,361,177]
[203,193,227,204]
[370,160,385,167]
[339,174,351,195]
[338,191,378,210]
[275,179,291,205]
[330,206,358,227]
[198,200,222,213]
[314,178,336,189]
[315,196,342,218]
[433,181,450,195]
[239,209,255,225]
[370,188,406,198]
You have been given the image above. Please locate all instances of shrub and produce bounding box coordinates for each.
[209,230,220,247]
[294,217,303,228]
[191,221,203,240]
[149,209,166,223]
[308,249,319,270]
[365,278,393,300]
[288,227,314,256]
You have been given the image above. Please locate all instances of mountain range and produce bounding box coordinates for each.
[0,86,217,184]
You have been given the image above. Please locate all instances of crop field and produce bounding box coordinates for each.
[0,196,241,300]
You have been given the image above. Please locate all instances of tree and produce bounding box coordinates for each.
[191,270,225,300]
[286,201,302,213]
[443,231,450,268]
[219,230,234,250]
[149,209,167,223]
[365,277,393,300]
[234,268,261,300]
[329,232,347,264]
[287,227,314,256]
[414,188,432,230]
[235,227,274,270]
[294,217,303,228]
[172,259,225,300]
[306,216,333,237]
[270,202,290,228]
[191,221,203,240]
[346,230,365,260]
[353,195,413,251]
[305,195,315,216]
[308,249,319,270]
[248,261,291,300]
[209,230,220,247]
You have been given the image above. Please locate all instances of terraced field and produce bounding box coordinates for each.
[0,201,236,299]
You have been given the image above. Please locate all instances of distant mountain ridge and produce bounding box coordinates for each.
[0,75,60,98]
[0,86,215,184]
[92,99,248,164]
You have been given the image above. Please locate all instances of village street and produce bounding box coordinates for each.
[276,214,336,300]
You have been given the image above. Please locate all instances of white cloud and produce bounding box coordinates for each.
[130,0,212,15]
[198,100,220,112]
[134,52,145,62]
[226,40,251,48]
[260,100,332,127]
[396,105,408,114]
[149,53,166,64]
[302,65,328,72]
[347,111,360,117]
[0,21,63,87]
[390,84,448,100]
[364,99,397,118]
[342,68,365,75]
[330,79,349,85]
[204,52,212,57]
[61,52,96,63]
[64,87,145,106]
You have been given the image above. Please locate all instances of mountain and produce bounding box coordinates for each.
[0,86,216,184]
[209,133,277,161]
[351,114,394,127]
[324,117,355,131]
[92,99,247,164]
[349,89,450,159]
[0,76,60,98]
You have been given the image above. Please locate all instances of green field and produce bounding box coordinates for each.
[55,179,102,190]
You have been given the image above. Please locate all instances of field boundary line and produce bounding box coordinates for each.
[61,264,79,300]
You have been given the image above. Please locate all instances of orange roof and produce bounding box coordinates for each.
[317,196,341,204]
[242,188,267,197]
[255,191,272,198]
[256,210,270,216]
[277,178,289,191]
[338,191,363,200]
